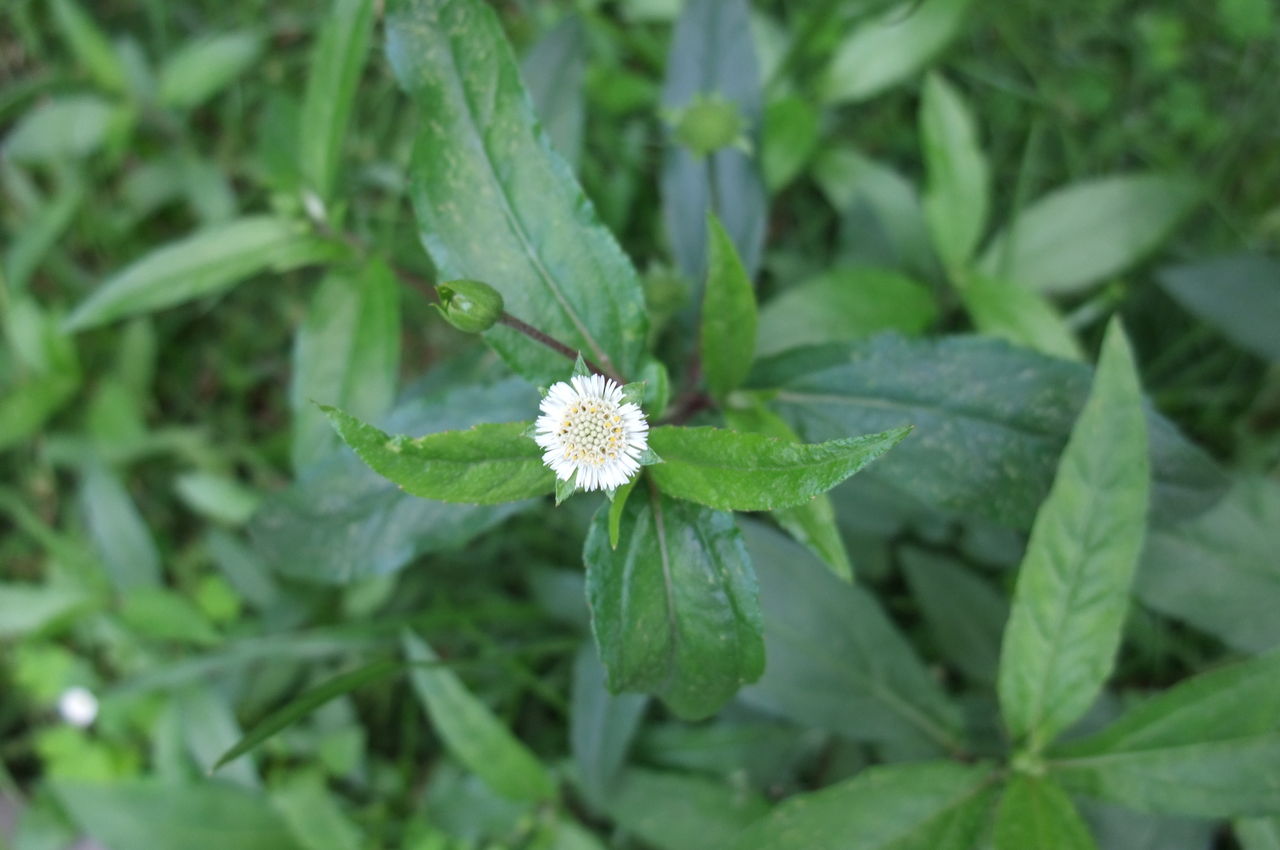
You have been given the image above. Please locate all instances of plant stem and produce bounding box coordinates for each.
[496,313,623,384]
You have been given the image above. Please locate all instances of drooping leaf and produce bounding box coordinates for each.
[920,73,989,271]
[750,334,1225,529]
[701,215,758,399]
[979,174,1199,295]
[322,408,552,505]
[660,0,766,279]
[732,762,995,850]
[570,643,648,804]
[65,217,336,331]
[158,31,264,110]
[647,425,909,512]
[959,274,1083,361]
[290,261,400,471]
[583,489,763,720]
[1157,253,1280,361]
[386,0,647,384]
[600,768,768,850]
[299,0,376,201]
[900,547,1007,685]
[823,0,975,104]
[402,630,557,802]
[521,16,587,168]
[998,321,1150,753]
[993,775,1098,850]
[738,521,965,755]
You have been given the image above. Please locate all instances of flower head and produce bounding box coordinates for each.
[535,373,649,492]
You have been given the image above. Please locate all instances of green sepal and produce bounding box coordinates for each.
[555,471,577,506]
[522,422,538,439]
[608,477,640,550]
[620,381,646,407]
[637,447,663,466]
[572,353,590,378]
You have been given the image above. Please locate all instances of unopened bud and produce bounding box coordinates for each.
[670,94,749,157]
[436,279,504,333]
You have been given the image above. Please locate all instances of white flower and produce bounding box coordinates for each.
[534,374,649,492]
[57,686,99,727]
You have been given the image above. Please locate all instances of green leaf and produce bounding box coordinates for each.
[900,547,1007,685]
[979,174,1199,295]
[762,94,819,192]
[386,0,647,385]
[3,95,117,163]
[570,643,647,804]
[402,630,557,802]
[599,768,768,850]
[757,266,936,357]
[5,173,86,291]
[583,488,763,720]
[1137,476,1280,653]
[521,16,586,168]
[120,587,220,646]
[738,520,965,754]
[751,334,1225,529]
[823,0,975,104]
[959,274,1083,361]
[731,762,995,850]
[1239,819,1280,850]
[607,475,639,549]
[65,216,336,331]
[994,775,1098,850]
[322,407,552,505]
[1157,253,1280,361]
[291,262,400,471]
[0,581,89,639]
[647,425,909,512]
[701,215,757,398]
[998,320,1150,752]
[555,472,577,505]
[920,73,989,271]
[158,32,264,110]
[178,685,260,788]
[660,0,765,278]
[271,775,364,850]
[54,780,304,850]
[51,0,127,94]
[80,465,161,592]
[214,659,400,770]
[299,0,376,201]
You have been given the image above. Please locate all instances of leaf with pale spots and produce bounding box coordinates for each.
[322,405,553,505]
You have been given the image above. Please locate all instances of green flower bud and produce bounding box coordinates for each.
[669,94,749,157]
[436,279,504,333]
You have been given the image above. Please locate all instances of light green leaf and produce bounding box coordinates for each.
[701,215,757,398]
[570,644,648,804]
[54,780,305,850]
[647,424,908,511]
[600,768,767,850]
[0,581,89,639]
[174,472,260,525]
[291,262,400,471]
[1157,253,1280,362]
[402,630,557,802]
[998,321,1150,752]
[51,0,128,93]
[1238,819,1280,850]
[322,407,551,505]
[959,274,1083,360]
[823,0,975,104]
[521,16,586,168]
[762,94,819,192]
[271,775,364,850]
[3,95,117,163]
[158,32,264,110]
[920,73,989,271]
[178,685,259,788]
[757,266,936,357]
[739,521,965,755]
[66,216,336,331]
[732,761,995,850]
[386,0,647,385]
[120,587,220,646]
[81,465,161,592]
[5,173,86,290]
[900,547,1007,685]
[299,0,375,201]
[583,489,763,720]
[979,174,1199,295]
[994,775,1098,850]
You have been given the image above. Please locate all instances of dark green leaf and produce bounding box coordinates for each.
[322,407,552,505]
[732,761,995,850]
[51,0,128,93]
[271,775,365,850]
[521,16,586,168]
[158,32,263,110]
[994,775,1098,850]
[583,488,763,720]
[762,94,819,192]
[900,547,1007,685]
[570,643,647,804]
[660,0,765,278]
[751,334,1225,529]
[1080,799,1216,850]
[607,476,639,549]
[65,217,336,331]
[701,215,757,398]
[979,174,1199,295]
[300,0,376,201]
[998,321,1150,752]
[647,425,909,512]
[386,0,647,384]
[1157,254,1280,361]
[738,520,965,755]
[920,73,989,271]
[81,465,161,592]
[1238,819,1280,850]
[959,274,1083,361]
[600,768,768,850]
[402,630,557,802]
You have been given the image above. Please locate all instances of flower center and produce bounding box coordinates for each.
[558,400,625,467]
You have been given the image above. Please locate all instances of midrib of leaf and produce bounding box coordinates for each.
[1053,730,1280,765]
[660,442,883,474]
[434,15,615,374]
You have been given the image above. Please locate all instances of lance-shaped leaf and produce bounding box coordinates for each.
[701,215,757,399]
[385,0,647,385]
[920,73,989,272]
[521,16,586,168]
[583,488,763,720]
[647,425,909,512]
[994,775,1097,850]
[732,762,995,850]
[998,321,1150,752]
[322,406,552,505]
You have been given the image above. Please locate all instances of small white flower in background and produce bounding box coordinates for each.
[535,373,649,492]
[57,686,99,728]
